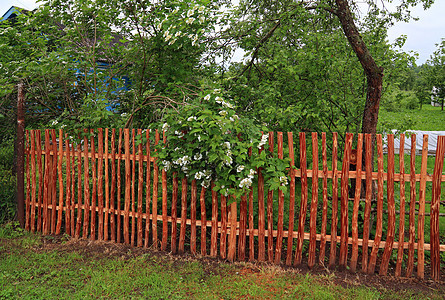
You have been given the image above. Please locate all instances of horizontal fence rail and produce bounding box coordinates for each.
[23,129,445,281]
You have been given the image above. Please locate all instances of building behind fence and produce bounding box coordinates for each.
[23,129,445,281]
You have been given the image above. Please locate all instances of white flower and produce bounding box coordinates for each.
[199,16,205,24]
[219,110,227,117]
[249,169,255,177]
[198,135,201,142]
[204,94,211,101]
[175,31,181,37]
[280,176,288,186]
[163,161,171,171]
[224,142,231,149]
[168,38,176,45]
[215,96,223,103]
[222,101,234,109]
[237,165,244,173]
[194,153,202,160]
[187,116,197,121]
[201,180,210,188]
[195,172,203,180]
[198,5,205,13]
[213,89,221,93]
[258,134,268,149]
[239,177,253,189]
[165,34,172,42]
[187,9,194,17]
[156,23,162,31]
[51,120,58,126]
[163,30,170,37]
[60,124,66,129]
[186,17,195,24]
[193,4,200,10]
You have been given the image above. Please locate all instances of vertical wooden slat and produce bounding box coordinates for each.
[329,132,339,267]
[191,179,197,255]
[220,194,228,259]
[200,187,207,256]
[339,133,352,267]
[98,128,104,240]
[210,182,218,257]
[286,132,296,266]
[55,129,64,235]
[294,132,308,266]
[248,184,254,261]
[82,130,90,238]
[350,134,363,271]
[308,132,319,268]
[361,133,373,271]
[89,131,97,240]
[144,130,151,247]
[25,130,30,230]
[406,134,417,277]
[161,131,168,251]
[152,130,160,247]
[36,130,43,232]
[274,132,284,264]
[319,133,328,265]
[238,194,247,261]
[131,129,136,246]
[117,129,123,243]
[367,134,384,274]
[43,129,50,235]
[258,139,266,262]
[227,200,237,262]
[30,130,37,232]
[179,178,187,254]
[395,134,406,277]
[104,128,110,241]
[267,131,274,262]
[75,136,82,238]
[110,129,116,242]
[137,129,144,248]
[70,140,75,236]
[124,128,131,244]
[65,135,71,235]
[171,172,178,254]
[430,136,445,282]
[417,134,429,279]
[51,129,57,234]
[379,134,396,276]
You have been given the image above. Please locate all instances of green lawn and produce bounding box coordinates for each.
[379,105,445,132]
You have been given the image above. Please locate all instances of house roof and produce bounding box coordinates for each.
[1,6,30,22]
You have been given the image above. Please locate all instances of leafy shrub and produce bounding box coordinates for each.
[0,141,16,224]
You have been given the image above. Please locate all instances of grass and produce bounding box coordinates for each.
[1,226,443,299]
[379,105,445,131]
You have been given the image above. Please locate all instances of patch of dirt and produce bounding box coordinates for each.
[31,234,445,296]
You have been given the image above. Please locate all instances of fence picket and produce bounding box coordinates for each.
[417,135,429,279]
[162,131,168,251]
[117,129,123,243]
[191,180,197,254]
[82,130,90,238]
[137,129,144,248]
[406,134,417,277]
[257,143,266,261]
[228,200,237,262]
[90,131,97,240]
[267,131,274,262]
[361,134,372,271]
[30,130,36,232]
[220,194,227,259]
[110,129,116,242]
[339,133,352,267]
[144,130,151,247]
[379,135,396,275]
[286,132,296,266]
[152,130,160,247]
[319,133,328,265]
[179,178,187,254]
[171,172,178,254]
[131,129,136,246]
[350,134,363,271]
[36,130,43,233]
[308,132,319,268]
[239,194,247,261]
[274,132,284,264]
[211,182,218,257]
[395,134,406,277]
[65,134,72,235]
[98,128,105,240]
[124,128,131,244]
[25,131,30,231]
[294,132,307,266]
[329,132,339,267]
[44,130,51,235]
[201,187,207,256]
[104,128,110,241]
[51,130,58,234]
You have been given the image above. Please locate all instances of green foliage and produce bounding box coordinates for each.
[0,141,16,224]
[154,87,291,199]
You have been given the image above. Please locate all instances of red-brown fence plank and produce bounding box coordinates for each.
[131,129,136,246]
[339,133,352,267]
[329,132,339,267]
[239,194,247,261]
[267,131,274,262]
[98,128,105,240]
[70,139,75,236]
[152,130,160,247]
[286,132,296,266]
[430,136,445,282]
[228,199,237,262]
[171,172,178,254]
[395,134,406,277]
[379,134,396,276]
[89,131,97,240]
[211,182,218,257]
[368,134,384,274]
[294,132,308,266]
[361,134,373,271]
[417,134,429,279]
[257,142,266,261]
[179,178,187,254]
[308,132,319,268]
[25,131,30,231]
[75,137,82,238]
[137,129,144,248]
[104,128,110,241]
[36,131,43,232]
[319,133,328,265]
[161,131,168,251]
[30,130,37,232]
[200,187,207,256]
[248,183,254,261]
[56,129,64,235]
[406,134,417,277]
[110,129,116,242]
[350,134,363,271]
[65,134,72,235]
[82,130,90,238]
[51,130,57,234]
[117,129,123,243]
[191,179,197,255]
[124,128,131,244]
[43,129,51,235]
[220,194,228,259]
[274,132,284,264]
[144,130,151,248]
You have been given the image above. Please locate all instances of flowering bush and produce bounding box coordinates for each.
[154,88,291,199]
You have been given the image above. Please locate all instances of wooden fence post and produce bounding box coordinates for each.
[16,83,25,228]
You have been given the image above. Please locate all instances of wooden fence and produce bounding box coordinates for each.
[23,129,445,281]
